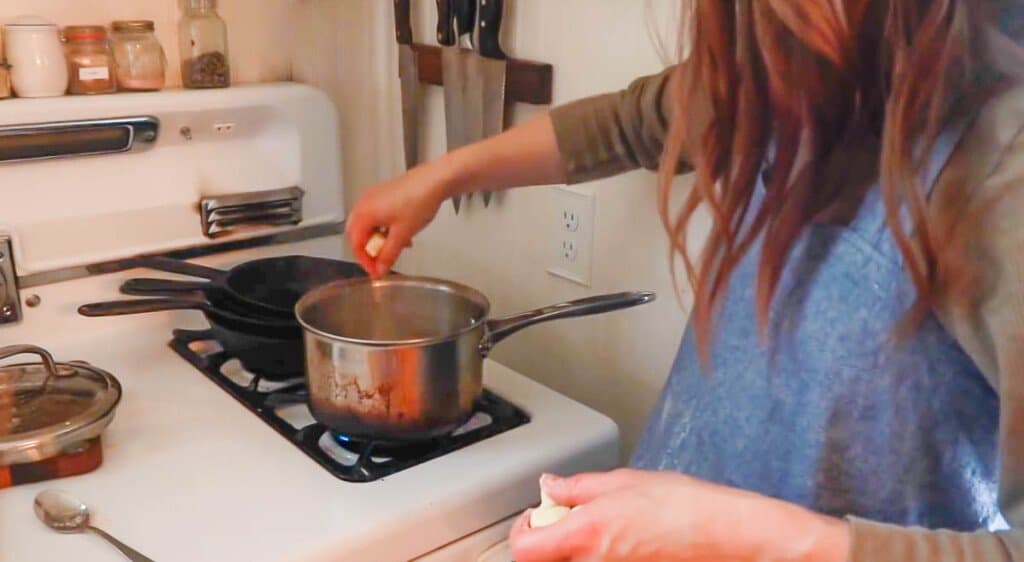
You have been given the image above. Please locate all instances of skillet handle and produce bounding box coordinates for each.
[479,291,656,357]
[121,278,216,296]
[130,256,226,280]
[78,298,208,317]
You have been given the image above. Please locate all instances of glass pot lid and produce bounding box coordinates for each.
[0,345,122,465]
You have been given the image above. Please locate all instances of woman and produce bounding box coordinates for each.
[348,1,1024,560]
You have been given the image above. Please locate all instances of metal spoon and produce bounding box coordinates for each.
[34,489,155,562]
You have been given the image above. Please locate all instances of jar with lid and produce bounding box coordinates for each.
[3,16,68,98]
[0,27,8,100]
[64,26,116,95]
[179,0,231,88]
[0,64,11,100]
[110,21,166,91]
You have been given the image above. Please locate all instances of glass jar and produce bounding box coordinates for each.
[110,21,166,92]
[64,26,116,95]
[179,0,230,89]
[3,16,68,98]
[0,64,11,99]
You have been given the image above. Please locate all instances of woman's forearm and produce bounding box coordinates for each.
[435,113,566,198]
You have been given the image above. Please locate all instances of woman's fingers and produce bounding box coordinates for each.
[509,507,591,562]
[541,469,640,507]
[509,509,532,539]
[345,212,378,277]
[373,226,411,278]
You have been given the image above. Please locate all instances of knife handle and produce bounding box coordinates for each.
[476,0,506,60]
[436,0,454,46]
[394,0,413,45]
[454,0,476,38]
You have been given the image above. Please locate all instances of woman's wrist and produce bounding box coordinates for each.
[750,499,851,562]
[433,144,478,200]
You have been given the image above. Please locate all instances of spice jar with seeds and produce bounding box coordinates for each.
[64,26,116,95]
[178,0,230,89]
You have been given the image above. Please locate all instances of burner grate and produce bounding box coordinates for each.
[169,331,530,482]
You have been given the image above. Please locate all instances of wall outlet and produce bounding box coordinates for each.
[562,209,580,232]
[561,239,578,262]
[548,187,595,286]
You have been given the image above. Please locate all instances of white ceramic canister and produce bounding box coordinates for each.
[4,16,69,98]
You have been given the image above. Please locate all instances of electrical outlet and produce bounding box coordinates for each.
[548,187,595,286]
[562,209,580,232]
[561,239,577,262]
[213,122,235,134]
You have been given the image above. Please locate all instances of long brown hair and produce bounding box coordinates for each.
[661,0,1003,362]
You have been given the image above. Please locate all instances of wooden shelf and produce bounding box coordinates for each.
[411,43,553,106]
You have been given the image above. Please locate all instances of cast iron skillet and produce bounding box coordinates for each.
[78,296,304,380]
[120,256,368,319]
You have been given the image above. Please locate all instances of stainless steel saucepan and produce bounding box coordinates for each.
[295,277,655,442]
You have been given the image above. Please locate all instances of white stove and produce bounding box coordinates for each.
[0,84,619,561]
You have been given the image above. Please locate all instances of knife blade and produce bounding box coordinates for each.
[438,0,475,214]
[468,0,507,208]
[394,0,420,171]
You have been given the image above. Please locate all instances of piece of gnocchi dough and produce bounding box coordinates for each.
[530,505,571,528]
[364,232,387,258]
[530,488,572,528]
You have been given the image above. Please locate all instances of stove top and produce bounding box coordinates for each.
[0,83,618,561]
[170,328,531,483]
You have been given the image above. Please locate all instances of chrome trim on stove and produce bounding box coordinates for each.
[0,235,21,324]
[17,220,345,289]
[0,116,159,164]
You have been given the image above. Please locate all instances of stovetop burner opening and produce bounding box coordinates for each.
[169,332,530,482]
[187,338,223,356]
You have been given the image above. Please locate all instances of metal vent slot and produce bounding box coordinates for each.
[0,117,159,163]
[200,187,305,238]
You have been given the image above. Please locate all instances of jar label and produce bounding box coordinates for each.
[78,67,110,81]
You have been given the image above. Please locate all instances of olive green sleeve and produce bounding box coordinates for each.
[847,518,1023,561]
[548,65,688,185]
[846,85,1024,562]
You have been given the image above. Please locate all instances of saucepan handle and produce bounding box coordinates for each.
[78,298,208,317]
[479,291,656,357]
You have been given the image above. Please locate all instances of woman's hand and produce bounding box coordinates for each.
[508,469,850,562]
[345,162,452,277]
[346,114,566,277]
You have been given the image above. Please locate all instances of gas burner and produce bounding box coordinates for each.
[176,329,304,392]
[170,334,530,482]
[321,412,495,466]
[220,359,305,393]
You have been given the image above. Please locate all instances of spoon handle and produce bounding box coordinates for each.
[88,526,156,562]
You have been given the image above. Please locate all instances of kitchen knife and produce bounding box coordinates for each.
[438,0,475,214]
[394,0,420,170]
[468,0,507,208]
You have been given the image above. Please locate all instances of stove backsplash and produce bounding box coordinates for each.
[0,85,344,277]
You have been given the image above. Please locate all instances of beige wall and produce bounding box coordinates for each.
[292,0,698,458]
[0,0,292,87]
